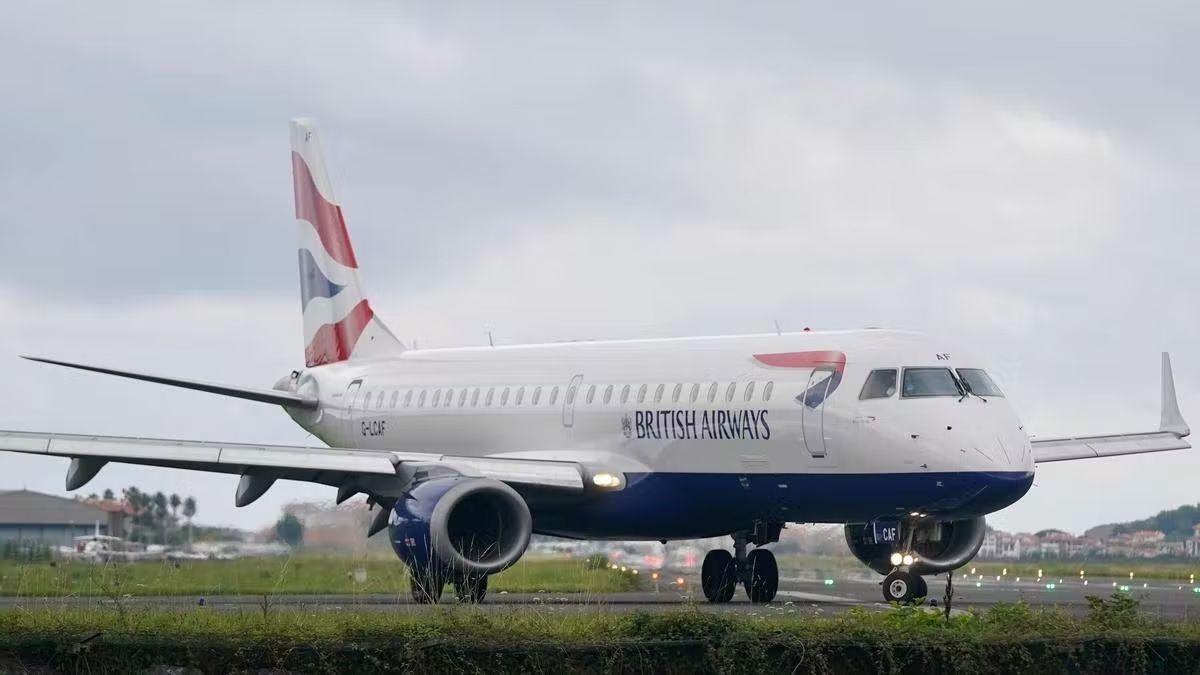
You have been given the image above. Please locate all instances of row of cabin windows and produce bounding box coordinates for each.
[361,380,776,411]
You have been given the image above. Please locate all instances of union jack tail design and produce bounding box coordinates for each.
[290,119,403,367]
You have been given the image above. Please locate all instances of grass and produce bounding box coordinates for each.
[3,597,1200,672]
[0,554,641,597]
[962,560,1200,582]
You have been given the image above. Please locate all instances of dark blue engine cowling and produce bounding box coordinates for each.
[389,476,532,576]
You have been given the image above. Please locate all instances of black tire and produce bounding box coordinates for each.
[882,570,918,604]
[913,575,928,602]
[701,549,738,603]
[455,574,489,603]
[744,548,779,603]
[409,567,445,604]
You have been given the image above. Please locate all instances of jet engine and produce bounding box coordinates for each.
[844,517,986,576]
[389,476,533,577]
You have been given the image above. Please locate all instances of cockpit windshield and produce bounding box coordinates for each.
[901,368,963,398]
[956,368,1004,397]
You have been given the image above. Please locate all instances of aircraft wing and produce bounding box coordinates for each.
[1031,353,1191,463]
[0,429,589,498]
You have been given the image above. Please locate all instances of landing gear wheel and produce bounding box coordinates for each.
[409,567,446,604]
[454,574,488,603]
[744,548,779,603]
[701,549,738,603]
[882,570,923,604]
[913,575,928,602]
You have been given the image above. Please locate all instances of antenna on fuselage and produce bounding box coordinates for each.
[488,331,494,347]
[773,320,782,336]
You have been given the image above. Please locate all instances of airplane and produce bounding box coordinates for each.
[1,119,1190,605]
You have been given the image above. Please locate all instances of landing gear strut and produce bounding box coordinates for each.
[701,525,781,604]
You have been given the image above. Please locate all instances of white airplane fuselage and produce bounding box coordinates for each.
[284,328,1035,540]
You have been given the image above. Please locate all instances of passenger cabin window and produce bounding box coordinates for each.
[485,388,495,406]
[620,384,630,404]
[957,369,1004,397]
[389,391,399,408]
[459,389,468,407]
[549,386,560,406]
[515,386,525,405]
[471,388,480,407]
[446,388,454,406]
[653,384,664,403]
[603,385,613,404]
[637,384,648,403]
[586,385,596,404]
[763,381,774,401]
[725,382,736,402]
[418,390,427,407]
[707,382,718,403]
[432,389,442,407]
[404,390,414,408]
[744,381,756,402]
[902,368,963,398]
[532,386,542,405]
[672,383,682,403]
[500,388,510,406]
[690,383,700,403]
[860,369,898,400]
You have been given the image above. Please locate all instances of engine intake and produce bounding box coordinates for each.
[389,476,532,576]
[845,516,986,576]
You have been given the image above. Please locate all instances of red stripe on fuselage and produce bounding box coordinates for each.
[753,351,847,372]
[305,300,374,367]
[292,151,359,269]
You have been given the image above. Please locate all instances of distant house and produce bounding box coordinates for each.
[0,490,127,546]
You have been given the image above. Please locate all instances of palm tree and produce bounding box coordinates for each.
[183,497,197,550]
[169,493,181,527]
[153,492,168,545]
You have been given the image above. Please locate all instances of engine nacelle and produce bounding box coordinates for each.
[845,517,986,576]
[389,476,532,577]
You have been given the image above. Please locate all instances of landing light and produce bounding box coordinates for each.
[592,472,623,489]
[901,554,914,566]
[676,577,685,586]
[890,553,903,566]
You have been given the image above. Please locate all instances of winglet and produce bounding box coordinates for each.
[1160,352,1190,437]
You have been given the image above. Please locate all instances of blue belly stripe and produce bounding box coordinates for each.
[533,470,1034,540]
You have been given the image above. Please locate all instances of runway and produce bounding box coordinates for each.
[6,572,1200,621]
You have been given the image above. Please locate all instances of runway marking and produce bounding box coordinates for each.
[775,590,860,604]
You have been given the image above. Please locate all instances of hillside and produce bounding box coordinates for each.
[1103,503,1200,540]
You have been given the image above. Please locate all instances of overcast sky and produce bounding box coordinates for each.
[1,2,1198,537]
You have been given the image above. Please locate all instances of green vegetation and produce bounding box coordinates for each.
[2,597,1199,673]
[1112,503,1200,540]
[963,559,1200,582]
[0,555,640,597]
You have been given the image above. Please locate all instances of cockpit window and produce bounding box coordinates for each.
[957,368,1004,397]
[859,369,898,399]
[902,368,963,398]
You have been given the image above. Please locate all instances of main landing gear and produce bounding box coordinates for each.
[701,526,780,604]
[408,565,489,604]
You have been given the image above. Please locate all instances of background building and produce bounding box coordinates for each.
[0,489,124,546]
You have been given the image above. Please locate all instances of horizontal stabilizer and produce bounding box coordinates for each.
[21,356,318,410]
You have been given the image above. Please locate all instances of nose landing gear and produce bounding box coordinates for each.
[881,569,927,604]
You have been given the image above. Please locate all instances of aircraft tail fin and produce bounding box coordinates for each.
[289,119,403,367]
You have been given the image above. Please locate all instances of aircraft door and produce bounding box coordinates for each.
[801,368,834,458]
[563,374,583,427]
[344,379,363,437]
